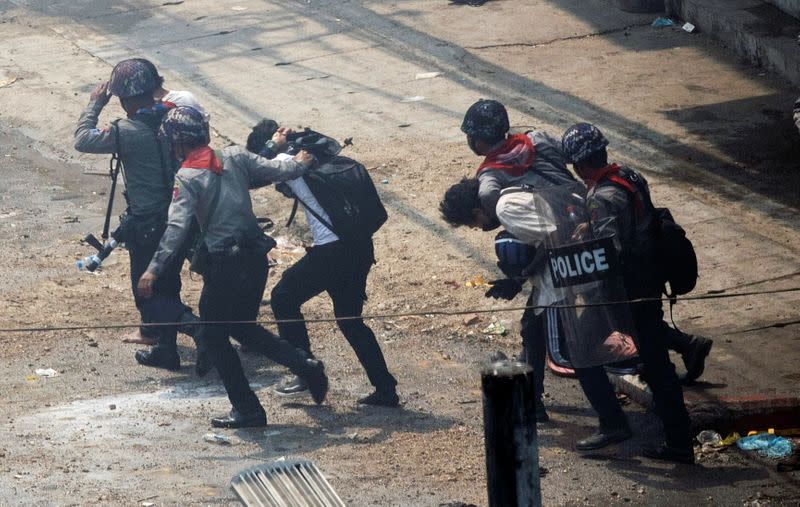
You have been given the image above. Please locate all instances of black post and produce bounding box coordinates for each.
[482,360,541,507]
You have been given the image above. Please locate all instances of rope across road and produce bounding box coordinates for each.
[1,286,798,333]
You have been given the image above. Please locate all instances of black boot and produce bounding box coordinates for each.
[576,425,632,451]
[681,336,713,383]
[358,389,400,407]
[535,399,550,423]
[642,444,695,464]
[135,346,180,371]
[211,407,267,428]
[304,360,329,405]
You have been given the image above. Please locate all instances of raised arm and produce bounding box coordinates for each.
[74,82,117,154]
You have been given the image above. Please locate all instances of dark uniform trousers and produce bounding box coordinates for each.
[127,215,188,347]
[521,300,628,430]
[271,240,397,393]
[200,245,316,412]
[626,264,692,450]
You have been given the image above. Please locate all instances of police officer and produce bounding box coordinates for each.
[137,106,328,428]
[460,99,573,222]
[440,180,634,450]
[447,99,577,421]
[561,122,695,463]
[74,59,198,370]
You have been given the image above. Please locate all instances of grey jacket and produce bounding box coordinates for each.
[587,166,657,260]
[477,130,575,219]
[74,99,174,217]
[146,146,308,276]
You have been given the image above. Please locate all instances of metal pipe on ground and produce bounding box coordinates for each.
[481,360,542,507]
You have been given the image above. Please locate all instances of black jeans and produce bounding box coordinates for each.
[200,246,315,412]
[271,240,397,392]
[127,215,187,346]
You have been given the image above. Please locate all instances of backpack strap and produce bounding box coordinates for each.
[603,173,645,216]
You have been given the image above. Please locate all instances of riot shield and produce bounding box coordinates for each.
[529,183,638,369]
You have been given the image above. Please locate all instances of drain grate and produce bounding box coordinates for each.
[231,459,346,507]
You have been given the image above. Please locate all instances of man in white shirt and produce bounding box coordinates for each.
[247,124,399,407]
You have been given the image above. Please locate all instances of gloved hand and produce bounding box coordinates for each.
[485,278,523,300]
[89,81,110,107]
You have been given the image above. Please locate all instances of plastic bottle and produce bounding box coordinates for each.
[696,430,722,447]
[76,254,103,272]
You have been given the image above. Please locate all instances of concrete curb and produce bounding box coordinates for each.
[610,372,800,434]
[666,0,800,87]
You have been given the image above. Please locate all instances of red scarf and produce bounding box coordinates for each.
[476,134,536,177]
[586,163,621,188]
[181,146,222,174]
[591,164,645,215]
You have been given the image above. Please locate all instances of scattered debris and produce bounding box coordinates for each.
[651,17,674,28]
[398,123,412,128]
[465,274,489,287]
[415,72,441,80]
[381,179,390,184]
[203,433,234,445]
[161,0,183,5]
[539,466,548,477]
[0,76,20,88]
[720,432,741,446]
[342,137,353,147]
[108,404,116,410]
[696,430,722,450]
[481,322,506,336]
[63,216,79,223]
[34,368,58,377]
[737,433,793,458]
[444,280,460,289]
[462,313,480,326]
[682,22,696,34]
[402,96,425,102]
[231,5,247,10]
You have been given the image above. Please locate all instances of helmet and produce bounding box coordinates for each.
[158,106,209,147]
[461,99,510,142]
[561,123,609,164]
[494,230,535,278]
[246,118,279,154]
[108,59,158,98]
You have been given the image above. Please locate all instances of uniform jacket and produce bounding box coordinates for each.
[74,99,174,217]
[477,130,575,219]
[587,166,659,286]
[146,145,308,276]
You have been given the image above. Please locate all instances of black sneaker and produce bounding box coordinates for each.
[681,336,713,383]
[305,360,329,405]
[211,408,267,429]
[535,399,549,423]
[642,444,695,464]
[135,347,180,371]
[274,375,309,397]
[576,426,633,451]
[358,390,400,407]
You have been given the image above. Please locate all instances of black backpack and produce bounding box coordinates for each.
[287,155,388,244]
[654,207,698,297]
[601,169,698,297]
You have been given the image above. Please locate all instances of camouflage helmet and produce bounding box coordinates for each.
[561,122,609,164]
[108,59,158,98]
[461,99,510,142]
[158,106,209,147]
